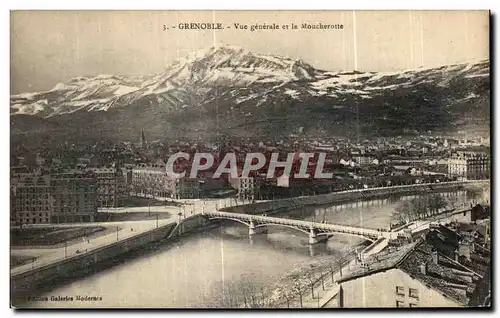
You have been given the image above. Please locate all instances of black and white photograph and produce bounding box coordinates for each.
[9,10,491,309]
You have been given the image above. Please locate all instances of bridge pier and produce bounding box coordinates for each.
[309,244,316,257]
[249,220,267,236]
[309,228,327,245]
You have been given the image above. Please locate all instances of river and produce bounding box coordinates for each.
[17,189,482,308]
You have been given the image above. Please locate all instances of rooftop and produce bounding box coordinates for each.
[338,225,490,306]
[337,242,417,283]
[399,241,478,306]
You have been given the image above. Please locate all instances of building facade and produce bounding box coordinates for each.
[131,162,170,198]
[237,177,259,202]
[11,173,52,225]
[336,267,460,308]
[87,167,126,208]
[448,151,490,180]
[167,177,200,199]
[50,171,98,223]
[353,155,378,166]
[131,162,202,200]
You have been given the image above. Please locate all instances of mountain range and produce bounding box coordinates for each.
[10,45,490,144]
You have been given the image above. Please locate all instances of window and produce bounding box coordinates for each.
[396,300,405,308]
[409,288,419,299]
[396,286,405,296]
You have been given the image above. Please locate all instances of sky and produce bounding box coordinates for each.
[10,10,489,94]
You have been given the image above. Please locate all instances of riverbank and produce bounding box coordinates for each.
[265,242,367,308]
[222,181,487,217]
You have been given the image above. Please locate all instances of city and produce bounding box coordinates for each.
[10,128,491,308]
[10,10,491,309]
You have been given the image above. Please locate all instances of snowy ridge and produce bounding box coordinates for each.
[10,45,489,119]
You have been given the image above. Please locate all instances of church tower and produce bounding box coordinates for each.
[141,129,146,149]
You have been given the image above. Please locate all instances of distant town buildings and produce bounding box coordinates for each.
[10,133,491,225]
[352,154,379,166]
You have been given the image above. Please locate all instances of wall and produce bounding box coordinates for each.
[339,268,461,308]
[223,181,487,216]
[167,214,208,238]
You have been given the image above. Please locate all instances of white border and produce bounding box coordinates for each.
[3,1,499,10]
[1,1,498,318]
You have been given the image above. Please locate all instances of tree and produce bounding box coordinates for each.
[428,194,447,215]
[394,194,449,223]
[206,276,272,308]
[394,200,413,223]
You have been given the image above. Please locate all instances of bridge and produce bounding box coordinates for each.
[202,210,391,244]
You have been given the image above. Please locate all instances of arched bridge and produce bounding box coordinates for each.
[202,210,391,244]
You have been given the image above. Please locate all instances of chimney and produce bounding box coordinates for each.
[420,263,428,275]
[471,242,475,253]
[432,251,439,264]
[454,249,459,262]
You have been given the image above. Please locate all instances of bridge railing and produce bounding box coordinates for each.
[205,211,384,238]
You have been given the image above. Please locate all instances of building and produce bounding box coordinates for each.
[87,167,126,208]
[11,173,52,225]
[237,177,260,202]
[198,171,227,195]
[167,176,200,199]
[353,154,379,166]
[131,161,201,200]
[131,162,170,198]
[50,171,98,223]
[448,151,490,180]
[332,228,490,308]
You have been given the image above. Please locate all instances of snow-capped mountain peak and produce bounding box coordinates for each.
[10,46,489,142]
